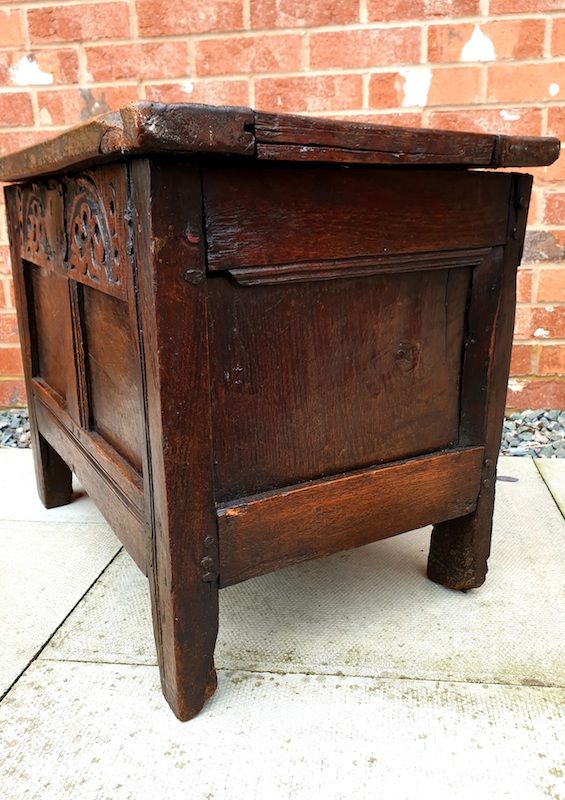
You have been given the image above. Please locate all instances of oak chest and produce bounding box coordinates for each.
[0,103,559,719]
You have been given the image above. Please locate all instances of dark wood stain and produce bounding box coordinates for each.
[0,104,555,720]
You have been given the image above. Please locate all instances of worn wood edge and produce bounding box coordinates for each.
[428,174,532,591]
[222,247,492,284]
[254,111,560,167]
[34,392,147,572]
[32,378,144,514]
[217,446,484,587]
[0,102,255,182]
[0,103,559,181]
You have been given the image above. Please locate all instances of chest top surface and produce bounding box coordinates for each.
[0,102,560,182]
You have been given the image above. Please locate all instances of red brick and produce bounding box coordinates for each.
[255,75,363,113]
[368,72,401,108]
[429,66,482,105]
[0,312,20,343]
[506,379,565,410]
[488,63,565,103]
[368,0,479,22]
[0,10,24,48]
[0,131,49,158]
[0,49,80,88]
[538,345,565,375]
[310,27,420,70]
[491,0,564,12]
[0,92,33,126]
[527,154,565,186]
[552,17,565,56]
[543,192,565,225]
[510,344,533,375]
[548,107,565,140]
[0,346,23,376]
[429,19,544,63]
[0,277,14,308]
[251,0,358,29]
[0,378,26,407]
[428,108,542,137]
[86,42,187,83]
[28,4,130,44]
[37,86,139,126]
[370,66,481,109]
[517,269,533,303]
[145,79,249,107]
[514,306,565,339]
[536,268,565,302]
[527,189,539,225]
[0,244,11,274]
[137,0,243,37]
[195,34,302,77]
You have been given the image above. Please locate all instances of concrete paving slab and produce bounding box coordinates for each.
[0,449,104,523]
[42,457,565,688]
[0,520,120,695]
[536,458,565,518]
[1,660,563,800]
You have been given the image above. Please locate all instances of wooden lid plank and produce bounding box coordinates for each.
[0,102,559,182]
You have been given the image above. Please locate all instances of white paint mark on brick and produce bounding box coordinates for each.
[500,110,520,122]
[461,25,496,62]
[533,328,550,338]
[508,378,525,392]
[9,55,54,86]
[38,107,53,126]
[398,67,432,108]
[181,81,194,94]
[548,83,560,97]
[544,306,555,312]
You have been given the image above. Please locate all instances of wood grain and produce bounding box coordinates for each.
[217,446,484,587]
[0,103,558,182]
[254,111,560,167]
[209,266,472,501]
[5,185,73,509]
[131,158,219,721]
[82,286,144,473]
[204,164,511,271]
[428,174,533,590]
[34,394,147,571]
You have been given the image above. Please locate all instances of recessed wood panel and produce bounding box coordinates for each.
[26,261,71,401]
[209,265,472,502]
[82,286,143,473]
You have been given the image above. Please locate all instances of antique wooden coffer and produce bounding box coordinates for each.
[0,103,559,719]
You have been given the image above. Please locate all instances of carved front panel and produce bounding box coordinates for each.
[16,181,65,269]
[64,165,130,300]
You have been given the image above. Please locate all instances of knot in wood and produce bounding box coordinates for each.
[183,269,205,286]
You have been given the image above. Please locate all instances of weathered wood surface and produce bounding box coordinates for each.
[131,159,219,721]
[3,111,543,720]
[5,185,73,510]
[204,165,511,271]
[428,173,533,590]
[0,102,559,181]
[209,266,472,501]
[217,447,484,587]
[254,111,560,167]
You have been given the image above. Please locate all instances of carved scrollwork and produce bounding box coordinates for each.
[65,174,122,293]
[16,181,64,268]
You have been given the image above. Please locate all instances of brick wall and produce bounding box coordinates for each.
[0,0,564,408]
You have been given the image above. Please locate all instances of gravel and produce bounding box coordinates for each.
[500,409,565,458]
[1,407,564,457]
[0,408,31,448]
